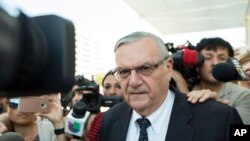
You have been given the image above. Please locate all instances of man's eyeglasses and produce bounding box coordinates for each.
[113,57,167,80]
[9,98,20,109]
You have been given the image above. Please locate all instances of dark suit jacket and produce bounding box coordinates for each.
[100,86,243,141]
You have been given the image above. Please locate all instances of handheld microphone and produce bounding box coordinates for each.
[64,101,90,138]
[212,57,250,82]
[0,132,24,141]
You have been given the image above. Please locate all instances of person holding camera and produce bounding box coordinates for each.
[0,94,67,141]
[100,31,243,141]
[173,37,250,124]
[65,75,103,141]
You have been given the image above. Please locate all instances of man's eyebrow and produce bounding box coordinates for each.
[218,54,227,57]
[203,53,213,56]
[117,61,156,69]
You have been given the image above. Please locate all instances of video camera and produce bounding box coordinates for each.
[72,75,123,113]
[0,7,75,97]
[166,41,204,89]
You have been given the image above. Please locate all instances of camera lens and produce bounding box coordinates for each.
[41,103,47,109]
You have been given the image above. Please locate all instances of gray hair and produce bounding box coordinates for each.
[114,31,170,59]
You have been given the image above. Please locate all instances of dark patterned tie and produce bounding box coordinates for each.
[137,117,151,141]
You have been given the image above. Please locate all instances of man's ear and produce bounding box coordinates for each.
[165,58,173,69]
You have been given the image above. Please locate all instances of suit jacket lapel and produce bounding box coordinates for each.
[112,103,132,141]
[165,86,195,141]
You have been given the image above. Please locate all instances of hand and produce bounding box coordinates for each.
[187,89,230,105]
[35,93,64,128]
[244,69,250,77]
[0,113,13,132]
[234,48,241,57]
[0,122,8,133]
[171,70,190,93]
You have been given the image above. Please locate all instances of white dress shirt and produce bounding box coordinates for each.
[126,90,175,141]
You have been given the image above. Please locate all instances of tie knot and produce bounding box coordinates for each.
[137,117,151,130]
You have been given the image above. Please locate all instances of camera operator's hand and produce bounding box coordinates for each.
[36,93,66,141]
[187,89,230,105]
[171,70,190,93]
[244,68,250,77]
[0,113,12,133]
[36,94,64,127]
[0,122,8,133]
[234,48,241,57]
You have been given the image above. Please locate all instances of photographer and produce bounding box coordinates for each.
[173,37,250,124]
[72,76,102,141]
[0,94,67,141]
[0,4,75,141]
[69,73,125,141]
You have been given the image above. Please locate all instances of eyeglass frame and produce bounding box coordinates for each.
[113,57,168,80]
[8,98,20,109]
[9,102,19,109]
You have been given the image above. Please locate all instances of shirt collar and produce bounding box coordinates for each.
[131,89,175,134]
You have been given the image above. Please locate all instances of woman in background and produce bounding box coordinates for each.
[101,70,123,97]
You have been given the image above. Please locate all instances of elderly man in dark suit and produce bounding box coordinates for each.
[100,31,243,141]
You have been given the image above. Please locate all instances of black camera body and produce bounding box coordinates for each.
[166,42,204,89]
[0,8,75,97]
[73,76,123,113]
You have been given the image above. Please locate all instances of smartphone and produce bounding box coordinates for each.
[18,97,50,113]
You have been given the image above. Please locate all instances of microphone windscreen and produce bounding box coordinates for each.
[212,63,239,82]
[0,132,24,141]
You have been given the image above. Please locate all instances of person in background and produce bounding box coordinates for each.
[61,75,91,115]
[237,52,250,88]
[71,85,89,106]
[71,75,92,106]
[74,71,124,141]
[173,37,250,124]
[102,70,123,97]
[70,75,104,141]
[100,31,243,141]
[0,94,66,141]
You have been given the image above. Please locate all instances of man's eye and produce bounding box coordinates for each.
[104,85,111,89]
[205,57,211,60]
[139,65,153,72]
[119,69,130,74]
[114,83,121,89]
[219,58,227,62]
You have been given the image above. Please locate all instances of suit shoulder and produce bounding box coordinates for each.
[191,98,234,111]
[104,102,131,119]
[188,98,241,120]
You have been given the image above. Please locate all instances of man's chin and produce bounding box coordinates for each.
[129,100,147,110]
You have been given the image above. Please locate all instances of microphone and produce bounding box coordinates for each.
[212,57,250,82]
[0,132,24,141]
[64,101,90,138]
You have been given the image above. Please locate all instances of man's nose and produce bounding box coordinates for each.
[211,58,220,65]
[128,70,143,87]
